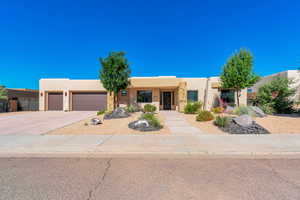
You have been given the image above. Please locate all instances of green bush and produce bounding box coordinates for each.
[211,107,224,114]
[214,116,231,127]
[140,113,162,128]
[255,77,296,114]
[97,110,106,115]
[184,101,202,114]
[125,105,139,113]
[196,111,214,121]
[259,104,274,115]
[233,106,255,116]
[143,104,157,113]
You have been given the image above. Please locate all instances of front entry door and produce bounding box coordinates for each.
[163,92,172,110]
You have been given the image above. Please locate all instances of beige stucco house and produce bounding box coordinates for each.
[39,76,247,112]
[250,70,300,102]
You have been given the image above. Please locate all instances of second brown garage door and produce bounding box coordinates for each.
[72,92,107,111]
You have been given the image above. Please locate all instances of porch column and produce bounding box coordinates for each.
[178,82,187,112]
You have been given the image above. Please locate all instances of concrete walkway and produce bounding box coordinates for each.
[160,111,202,135]
[1,134,300,157]
[0,111,95,135]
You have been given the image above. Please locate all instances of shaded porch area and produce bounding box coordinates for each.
[119,87,179,111]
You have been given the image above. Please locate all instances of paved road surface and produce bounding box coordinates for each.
[0,111,94,135]
[1,157,300,200]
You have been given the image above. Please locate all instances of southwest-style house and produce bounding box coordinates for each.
[39,76,247,112]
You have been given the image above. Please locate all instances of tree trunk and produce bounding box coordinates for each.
[113,91,119,109]
[114,93,117,109]
[236,90,240,107]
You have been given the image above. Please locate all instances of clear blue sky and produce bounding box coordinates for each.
[1,0,300,89]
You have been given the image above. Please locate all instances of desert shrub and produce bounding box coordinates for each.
[259,104,274,115]
[214,116,231,127]
[143,104,157,113]
[196,111,214,121]
[140,113,162,128]
[211,107,224,114]
[255,77,296,114]
[97,110,106,115]
[125,104,139,113]
[233,106,255,116]
[184,101,202,114]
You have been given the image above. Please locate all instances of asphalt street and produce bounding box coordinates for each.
[1,157,300,200]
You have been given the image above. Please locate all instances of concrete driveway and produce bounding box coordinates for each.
[0,111,95,135]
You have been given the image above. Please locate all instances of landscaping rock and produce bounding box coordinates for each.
[128,119,161,132]
[232,114,253,127]
[249,106,266,117]
[221,116,270,134]
[90,118,102,125]
[104,107,130,119]
[225,106,234,113]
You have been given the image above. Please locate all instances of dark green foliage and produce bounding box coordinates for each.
[196,111,214,121]
[214,116,231,127]
[184,101,202,114]
[256,77,296,114]
[140,113,162,128]
[0,86,7,100]
[97,110,106,115]
[143,104,157,113]
[220,49,260,106]
[99,52,131,107]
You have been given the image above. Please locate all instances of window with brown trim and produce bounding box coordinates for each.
[137,90,152,103]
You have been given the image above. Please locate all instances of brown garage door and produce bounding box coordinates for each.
[48,92,63,111]
[72,92,107,111]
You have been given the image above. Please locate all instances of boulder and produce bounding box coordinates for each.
[130,119,149,128]
[221,115,270,134]
[249,106,266,117]
[128,119,161,132]
[225,106,234,113]
[233,115,253,127]
[90,118,102,125]
[104,107,130,119]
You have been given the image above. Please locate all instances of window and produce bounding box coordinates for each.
[137,90,152,103]
[187,90,198,102]
[220,90,235,104]
[121,90,127,96]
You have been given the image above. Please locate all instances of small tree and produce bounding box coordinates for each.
[99,52,131,109]
[256,77,296,114]
[220,49,259,106]
[0,85,8,100]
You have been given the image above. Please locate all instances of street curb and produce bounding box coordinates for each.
[1,151,300,158]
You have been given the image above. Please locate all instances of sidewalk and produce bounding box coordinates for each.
[1,133,300,157]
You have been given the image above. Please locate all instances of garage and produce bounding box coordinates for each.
[72,92,107,111]
[48,92,63,111]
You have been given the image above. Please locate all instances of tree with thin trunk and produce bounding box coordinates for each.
[99,52,131,109]
[220,49,259,106]
[0,85,8,100]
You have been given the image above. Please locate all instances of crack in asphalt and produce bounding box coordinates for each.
[265,160,300,191]
[86,158,112,200]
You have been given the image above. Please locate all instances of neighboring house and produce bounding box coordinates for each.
[39,76,247,112]
[250,70,300,102]
[0,89,39,112]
